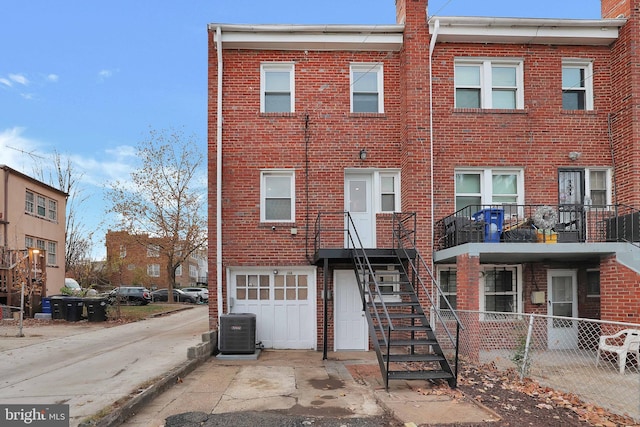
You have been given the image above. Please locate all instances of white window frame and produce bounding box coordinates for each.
[260,63,295,113]
[371,269,401,303]
[47,241,56,266]
[454,58,524,109]
[585,168,612,207]
[147,264,160,277]
[350,63,384,113]
[480,265,522,317]
[147,244,160,258]
[176,265,183,277]
[37,195,46,217]
[377,171,400,213]
[25,191,34,214]
[455,168,525,213]
[189,265,198,278]
[562,59,594,111]
[437,266,458,311]
[48,199,57,221]
[260,170,295,223]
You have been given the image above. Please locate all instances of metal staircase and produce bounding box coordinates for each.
[350,213,462,389]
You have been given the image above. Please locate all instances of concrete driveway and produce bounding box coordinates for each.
[0,305,208,427]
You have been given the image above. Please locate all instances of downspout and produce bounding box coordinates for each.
[216,26,224,320]
[428,19,439,272]
[3,166,8,247]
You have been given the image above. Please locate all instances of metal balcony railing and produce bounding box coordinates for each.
[434,204,640,251]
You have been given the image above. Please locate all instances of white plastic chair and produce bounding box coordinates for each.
[596,329,640,374]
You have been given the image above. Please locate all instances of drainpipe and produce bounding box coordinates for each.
[3,166,8,247]
[216,26,224,320]
[428,19,439,273]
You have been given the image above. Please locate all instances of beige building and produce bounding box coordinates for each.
[0,165,67,315]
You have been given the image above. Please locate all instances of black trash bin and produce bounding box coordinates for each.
[85,298,108,322]
[50,295,68,320]
[64,297,84,322]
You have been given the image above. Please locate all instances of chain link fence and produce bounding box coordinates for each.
[437,310,640,421]
[0,304,25,337]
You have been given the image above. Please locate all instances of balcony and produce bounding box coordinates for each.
[433,204,640,264]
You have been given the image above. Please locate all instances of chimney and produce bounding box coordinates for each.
[396,0,428,26]
[601,0,634,18]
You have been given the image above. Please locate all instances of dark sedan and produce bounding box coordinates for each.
[151,288,198,303]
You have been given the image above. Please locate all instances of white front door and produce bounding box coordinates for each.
[345,173,374,248]
[547,269,578,350]
[334,270,368,351]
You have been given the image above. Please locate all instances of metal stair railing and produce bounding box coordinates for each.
[393,212,463,386]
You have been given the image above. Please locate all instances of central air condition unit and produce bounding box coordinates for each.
[219,313,256,354]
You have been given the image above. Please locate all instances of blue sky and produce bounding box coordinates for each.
[0,0,601,259]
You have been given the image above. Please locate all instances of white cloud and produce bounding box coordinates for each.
[0,77,12,88]
[97,68,119,83]
[9,73,29,86]
[47,74,59,82]
[0,127,43,172]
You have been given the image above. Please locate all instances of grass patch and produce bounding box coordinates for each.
[107,303,186,322]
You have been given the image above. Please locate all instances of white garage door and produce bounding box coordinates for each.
[228,268,316,349]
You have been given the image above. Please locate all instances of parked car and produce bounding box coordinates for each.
[181,287,209,303]
[62,278,98,296]
[108,286,152,305]
[151,288,198,304]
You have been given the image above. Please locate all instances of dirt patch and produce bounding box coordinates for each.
[346,363,640,427]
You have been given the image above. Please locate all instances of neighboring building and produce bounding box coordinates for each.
[0,165,67,315]
[104,230,205,290]
[208,0,640,374]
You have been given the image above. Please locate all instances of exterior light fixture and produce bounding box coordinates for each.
[359,148,367,161]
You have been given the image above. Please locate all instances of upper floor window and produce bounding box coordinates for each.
[37,195,46,216]
[48,200,57,221]
[261,63,294,113]
[189,265,198,278]
[261,170,295,222]
[454,59,524,109]
[588,169,609,206]
[147,264,160,277]
[350,63,384,113]
[176,265,183,277]
[455,168,524,213]
[119,245,127,258]
[25,191,34,213]
[562,60,593,110]
[147,244,160,257]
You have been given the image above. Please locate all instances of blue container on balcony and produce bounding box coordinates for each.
[472,208,504,243]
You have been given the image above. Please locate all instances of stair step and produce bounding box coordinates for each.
[384,354,445,363]
[392,325,433,332]
[389,339,438,346]
[388,370,454,381]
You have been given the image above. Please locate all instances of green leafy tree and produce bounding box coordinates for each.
[106,128,207,302]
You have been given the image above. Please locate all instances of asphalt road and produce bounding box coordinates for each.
[0,305,208,427]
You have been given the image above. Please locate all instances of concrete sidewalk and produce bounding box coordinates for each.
[120,350,498,427]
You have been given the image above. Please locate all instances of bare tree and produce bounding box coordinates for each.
[105,128,207,302]
[34,151,94,283]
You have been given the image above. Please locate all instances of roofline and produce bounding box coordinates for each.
[0,164,69,197]
[429,16,627,46]
[209,23,405,51]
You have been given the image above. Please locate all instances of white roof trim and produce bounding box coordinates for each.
[210,24,404,51]
[429,16,626,46]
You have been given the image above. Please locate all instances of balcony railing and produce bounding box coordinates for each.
[434,204,640,251]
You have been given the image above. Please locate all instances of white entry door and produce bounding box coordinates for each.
[547,269,578,350]
[345,173,374,248]
[334,270,368,351]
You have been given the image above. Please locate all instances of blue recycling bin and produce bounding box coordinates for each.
[42,297,51,314]
[472,208,504,242]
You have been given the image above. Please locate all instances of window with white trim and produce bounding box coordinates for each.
[562,60,593,111]
[176,265,183,277]
[37,195,46,216]
[25,191,34,214]
[455,169,524,212]
[48,200,57,221]
[47,241,56,266]
[189,265,198,278]
[147,264,160,277]
[25,236,33,249]
[455,59,524,109]
[438,268,457,310]
[379,173,399,212]
[119,245,127,258]
[261,170,295,222]
[350,63,384,113]
[587,169,610,206]
[25,190,59,221]
[147,244,160,257]
[481,266,521,314]
[261,63,294,113]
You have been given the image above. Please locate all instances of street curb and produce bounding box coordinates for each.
[79,328,218,427]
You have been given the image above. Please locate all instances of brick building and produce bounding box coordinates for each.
[105,230,206,290]
[208,0,640,371]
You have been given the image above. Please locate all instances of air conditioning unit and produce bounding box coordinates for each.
[219,313,256,354]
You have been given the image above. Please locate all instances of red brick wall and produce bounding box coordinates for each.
[600,255,640,323]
